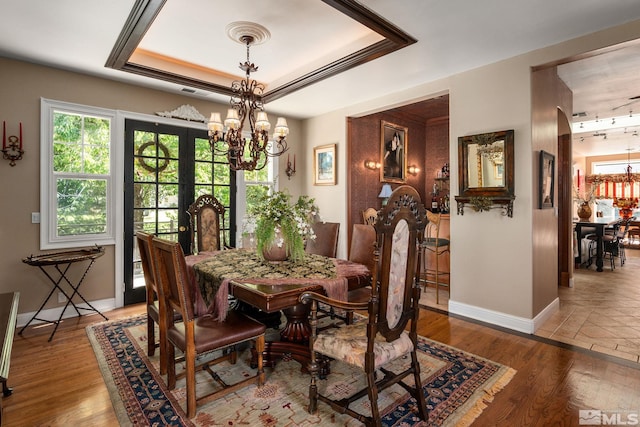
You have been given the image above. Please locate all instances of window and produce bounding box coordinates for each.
[41,99,117,249]
[236,154,277,247]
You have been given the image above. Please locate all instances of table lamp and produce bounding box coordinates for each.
[378,183,393,206]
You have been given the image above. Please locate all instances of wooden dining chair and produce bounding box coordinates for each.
[187,194,227,254]
[361,207,378,225]
[135,231,170,375]
[348,224,377,274]
[299,185,429,426]
[305,222,339,258]
[152,236,266,418]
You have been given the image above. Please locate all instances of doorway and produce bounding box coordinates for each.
[123,119,235,305]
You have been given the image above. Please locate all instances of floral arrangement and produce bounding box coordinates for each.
[614,197,639,210]
[248,190,318,262]
[573,184,600,205]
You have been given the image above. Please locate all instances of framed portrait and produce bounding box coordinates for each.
[381,121,407,183]
[539,150,555,209]
[313,144,336,185]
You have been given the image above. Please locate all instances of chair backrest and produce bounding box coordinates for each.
[187,194,226,254]
[136,231,159,304]
[425,210,441,241]
[152,236,195,322]
[348,224,376,273]
[362,208,378,225]
[371,185,426,342]
[305,222,340,258]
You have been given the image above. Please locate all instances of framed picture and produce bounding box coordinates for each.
[313,144,336,185]
[539,150,555,209]
[381,121,407,183]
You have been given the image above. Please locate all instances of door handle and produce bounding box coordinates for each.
[179,226,187,232]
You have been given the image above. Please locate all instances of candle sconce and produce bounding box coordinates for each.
[285,154,296,179]
[2,122,24,167]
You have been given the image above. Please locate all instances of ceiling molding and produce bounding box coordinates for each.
[105,0,417,103]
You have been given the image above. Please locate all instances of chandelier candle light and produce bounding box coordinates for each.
[208,23,289,171]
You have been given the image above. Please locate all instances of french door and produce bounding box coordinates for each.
[123,119,235,305]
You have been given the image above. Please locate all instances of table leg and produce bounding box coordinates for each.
[251,302,330,377]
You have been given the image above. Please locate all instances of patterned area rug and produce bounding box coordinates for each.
[87,315,515,426]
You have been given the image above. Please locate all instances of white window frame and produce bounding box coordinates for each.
[40,98,118,249]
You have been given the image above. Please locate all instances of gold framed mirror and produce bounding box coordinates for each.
[454,129,515,217]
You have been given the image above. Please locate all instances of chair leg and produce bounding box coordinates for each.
[158,325,167,376]
[186,348,197,418]
[366,371,381,427]
[167,341,177,390]
[434,248,440,305]
[147,314,155,357]
[308,354,319,414]
[255,335,265,386]
[411,351,429,422]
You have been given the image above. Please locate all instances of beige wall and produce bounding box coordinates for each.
[304,18,640,330]
[0,58,302,315]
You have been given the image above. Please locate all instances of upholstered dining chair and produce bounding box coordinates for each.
[305,222,340,258]
[361,207,378,226]
[136,231,183,376]
[152,237,266,418]
[421,210,451,304]
[348,224,377,274]
[187,194,227,254]
[299,185,429,426]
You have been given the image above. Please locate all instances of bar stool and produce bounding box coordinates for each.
[421,211,450,304]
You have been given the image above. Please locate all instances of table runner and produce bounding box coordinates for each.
[188,248,368,320]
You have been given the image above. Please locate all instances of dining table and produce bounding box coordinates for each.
[185,248,371,372]
[574,218,622,272]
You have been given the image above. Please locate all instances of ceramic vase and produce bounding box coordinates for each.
[577,202,592,221]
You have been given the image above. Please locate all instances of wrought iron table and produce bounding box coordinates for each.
[20,246,107,341]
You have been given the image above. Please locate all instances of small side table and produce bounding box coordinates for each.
[20,246,108,341]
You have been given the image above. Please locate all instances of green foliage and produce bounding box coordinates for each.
[248,190,318,262]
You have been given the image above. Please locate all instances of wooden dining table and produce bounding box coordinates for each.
[185,248,371,371]
[574,218,621,272]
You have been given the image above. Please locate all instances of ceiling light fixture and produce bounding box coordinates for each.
[207,23,288,171]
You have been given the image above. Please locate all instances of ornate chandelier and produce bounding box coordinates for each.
[208,25,288,171]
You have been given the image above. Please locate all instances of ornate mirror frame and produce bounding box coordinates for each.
[454,129,515,217]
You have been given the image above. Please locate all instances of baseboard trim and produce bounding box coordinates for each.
[448,298,559,334]
[17,298,117,328]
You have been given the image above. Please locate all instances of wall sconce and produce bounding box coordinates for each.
[408,165,420,175]
[2,121,24,167]
[364,160,381,170]
[378,183,393,206]
[285,154,296,179]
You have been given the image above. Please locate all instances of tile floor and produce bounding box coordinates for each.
[536,245,640,362]
[419,244,640,363]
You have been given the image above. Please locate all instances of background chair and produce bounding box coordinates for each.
[187,194,227,254]
[361,207,378,226]
[348,224,376,274]
[305,222,339,258]
[299,185,429,426]
[135,231,167,372]
[152,237,265,418]
[420,210,451,304]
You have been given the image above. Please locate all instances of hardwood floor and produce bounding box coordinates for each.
[5,302,640,426]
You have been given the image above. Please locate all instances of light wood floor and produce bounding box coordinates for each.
[5,301,640,426]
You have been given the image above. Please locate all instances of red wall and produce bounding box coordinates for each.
[347,112,449,240]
